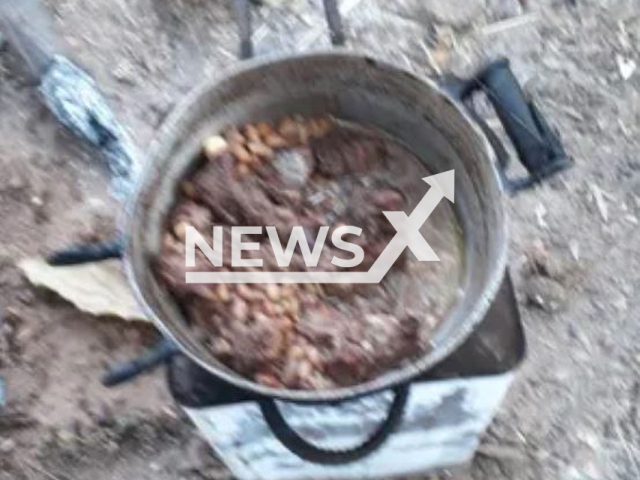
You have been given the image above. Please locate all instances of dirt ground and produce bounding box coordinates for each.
[1,0,639,479]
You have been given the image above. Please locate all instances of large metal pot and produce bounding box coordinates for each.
[122,51,566,403]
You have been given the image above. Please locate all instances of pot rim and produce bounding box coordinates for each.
[121,49,509,403]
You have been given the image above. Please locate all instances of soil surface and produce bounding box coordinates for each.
[1,0,639,479]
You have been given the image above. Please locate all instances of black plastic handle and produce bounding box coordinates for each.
[259,384,409,464]
[101,338,179,387]
[445,58,571,192]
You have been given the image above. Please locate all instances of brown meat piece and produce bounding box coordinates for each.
[295,306,420,386]
[155,117,462,390]
[171,201,213,234]
[155,235,219,300]
[311,130,387,177]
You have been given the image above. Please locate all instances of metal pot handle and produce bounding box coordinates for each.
[232,0,345,59]
[443,58,572,193]
[258,384,409,464]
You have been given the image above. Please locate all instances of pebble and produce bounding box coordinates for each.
[56,428,76,444]
[524,277,565,313]
[487,0,523,19]
[0,437,16,453]
[8,173,26,191]
[423,0,487,27]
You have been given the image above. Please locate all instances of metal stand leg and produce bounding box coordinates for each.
[322,0,345,46]
[233,0,254,59]
[46,237,124,265]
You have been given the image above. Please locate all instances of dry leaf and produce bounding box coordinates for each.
[19,258,148,322]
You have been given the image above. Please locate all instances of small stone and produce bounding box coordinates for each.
[112,60,138,85]
[612,292,628,312]
[487,0,522,19]
[423,0,487,27]
[8,173,26,191]
[0,438,16,453]
[523,277,565,313]
[56,428,75,443]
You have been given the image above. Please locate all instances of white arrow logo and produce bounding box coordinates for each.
[186,170,455,284]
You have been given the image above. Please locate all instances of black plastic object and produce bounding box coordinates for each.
[444,58,572,192]
[101,338,179,387]
[259,385,409,464]
[46,238,124,265]
[231,0,346,59]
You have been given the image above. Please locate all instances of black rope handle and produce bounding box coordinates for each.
[232,0,346,59]
[259,384,409,464]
